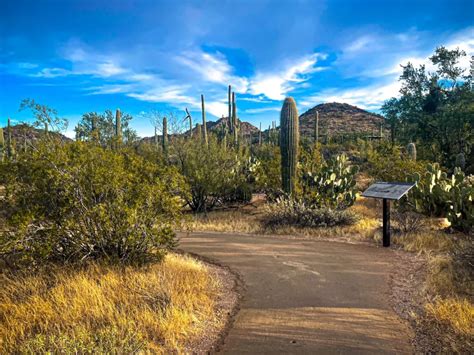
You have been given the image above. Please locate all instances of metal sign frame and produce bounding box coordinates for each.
[361,182,415,247]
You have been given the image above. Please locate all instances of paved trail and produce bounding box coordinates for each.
[179,232,413,354]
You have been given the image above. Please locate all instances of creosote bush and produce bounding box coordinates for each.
[0,140,187,266]
[174,136,258,212]
[262,197,359,229]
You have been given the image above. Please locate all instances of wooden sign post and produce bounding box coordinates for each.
[361,182,415,247]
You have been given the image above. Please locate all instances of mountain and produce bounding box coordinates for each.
[141,102,386,143]
[141,116,260,144]
[1,123,71,146]
[298,102,386,138]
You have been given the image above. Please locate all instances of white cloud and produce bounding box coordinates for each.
[176,50,249,93]
[245,106,280,114]
[32,67,72,78]
[344,35,374,54]
[304,81,401,110]
[249,53,324,100]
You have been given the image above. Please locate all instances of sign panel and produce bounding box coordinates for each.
[361,182,415,201]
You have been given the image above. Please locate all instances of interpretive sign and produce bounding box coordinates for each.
[361,182,415,200]
[361,182,415,247]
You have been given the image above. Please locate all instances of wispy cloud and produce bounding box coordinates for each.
[176,50,249,93]
[302,81,401,111]
[245,106,281,114]
[249,53,326,100]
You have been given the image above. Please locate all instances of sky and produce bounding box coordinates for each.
[1,0,473,138]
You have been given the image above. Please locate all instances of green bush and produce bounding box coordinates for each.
[262,198,359,229]
[366,142,427,182]
[174,136,255,212]
[252,143,281,194]
[0,141,186,266]
[301,154,358,209]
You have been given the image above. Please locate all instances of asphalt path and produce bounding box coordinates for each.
[179,232,413,354]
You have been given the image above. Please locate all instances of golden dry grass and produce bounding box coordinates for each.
[0,254,221,354]
[189,196,381,241]
[425,298,474,336]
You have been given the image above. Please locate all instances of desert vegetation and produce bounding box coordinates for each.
[0,46,473,352]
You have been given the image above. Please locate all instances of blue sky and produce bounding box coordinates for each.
[1,0,473,137]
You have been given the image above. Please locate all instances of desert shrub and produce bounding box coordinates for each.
[301,154,359,209]
[174,136,255,212]
[366,142,427,182]
[0,141,186,266]
[262,197,359,229]
[392,210,425,234]
[407,163,473,233]
[252,143,281,194]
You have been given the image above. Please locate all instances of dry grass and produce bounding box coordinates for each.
[424,298,474,351]
[425,298,474,336]
[189,196,381,242]
[0,254,221,354]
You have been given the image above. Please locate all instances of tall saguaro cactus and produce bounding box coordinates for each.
[196,123,202,142]
[201,94,208,146]
[407,143,416,161]
[115,108,122,146]
[280,97,299,195]
[455,152,466,170]
[162,116,168,155]
[232,92,238,145]
[0,127,4,161]
[7,117,12,159]
[314,110,319,143]
[259,122,262,146]
[228,85,232,132]
[185,108,192,137]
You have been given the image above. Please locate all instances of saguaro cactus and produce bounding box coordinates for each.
[0,127,4,161]
[259,122,262,146]
[232,92,238,145]
[455,152,466,170]
[185,108,192,137]
[314,110,319,143]
[154,126,158,147]
[196,123,202,142]
[228,85,232,132]
[201,94,208,146]
[162,116,168,155]
[115,108,122,146]
[280,97,299,195]
[407,143,417,161]
[7,117,12,159]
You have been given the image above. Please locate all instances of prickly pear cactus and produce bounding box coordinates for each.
[301,154,359,209]
[446,169,473,233]
[408,163,473,232]
[407,143,416,161]
[409,163,448,216]
[280,97,299,195]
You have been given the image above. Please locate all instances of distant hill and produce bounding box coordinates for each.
[142,102,387,143]
[141,116,260,143]
[1,124,71,147]
[298,102,386,138]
